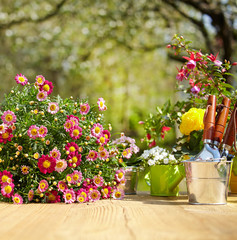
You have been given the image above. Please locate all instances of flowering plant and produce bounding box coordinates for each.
[0,74,139,204]
[142,35,237,158]
[139,146,181,168]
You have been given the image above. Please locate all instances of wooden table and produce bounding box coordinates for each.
[1,194,237,240]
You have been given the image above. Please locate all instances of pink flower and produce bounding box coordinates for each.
[67,152,82,167]
[37,91,48,101]
[1,110,17,126]
[176,67,188,81]
[35,75,45,86]
[0,170,13,184]
[38,125,48,138]
[63,189,76,204]
[55,159,67,172]
[39,80,54,95]
[28,189,34,201]
[149,139,156,148]
[138,121,144,125]
[91,123,103,138]
[57,181,68,192]
[183,52,202,62]
[71,170,82,184]
[38,179,49,192]
[69,125,82,140]
[21,165,29,175]
[1,182,15,198]
[86,150,98,161]
[98,149,109,160]
[0,123,7,134]
[12,193,23,204]
[93,176,104,187]
[96,135,107,145]
[50,148,61,160]
[64,120,74,132]
[101,186,112,199]
[0,128,13,144]
[161,126,171,140]
[38,155,56,174]
[88,189,101,202]
[115,169,125,182]
[27,125,39,139]
[77,194,87,203]
[187,60,196,69]
[207,53,222,66]
[80,103,90,115]
[191,85,201,95]
[15,73,28,86]
[112,188,125,200]
[67,115,79,126]
[65,142,79,154]
[102,130,111,142]
[48,102,59,114]
[46,190,61,203]
[97,98,107,111]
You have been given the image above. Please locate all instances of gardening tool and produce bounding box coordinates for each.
[221,100,237,158]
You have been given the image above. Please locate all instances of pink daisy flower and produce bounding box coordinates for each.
[50,148,61,160]
[21,165,29,175]
[66,174,73,184]
[97,98,107,111]
[88,189,101,202]
[12,193,23,204]
[1,110,17,126]
[55,159,67,172]
[36,91,48,101]
[86,150,98,161]
[48,102,59,114]
[71,170,82,184]
[35,75,45,86]
[67,152,82,167]
[112,188,125,200]
[96,135,107,145]
[1,182,15,198]
[93,175,104,187]
[69,126,82,140]
[57,181,68,192]
[67,115,79,126]
[0,123,8,134]
[77,188,88,201]
[65,142,79,154]
[0,170,13,184]
[122,148,132,159]
[101,186,112,199]
[27,125,39,139]
[38,179,49,192]
[28,189,34,201]
[38,155,56,174]
[63,189,76,204]
[38,125,48,138]
[98,149,109,160]
[64,120,74,132]
[46,190,61,203]
[102,130,111,142]
[80,103,90,115]
[77,194,87,203]
[115,169,126,182]
[15,73,28,86]
[0,128,13,144]
[39,80,54,95]
[91,123,103,138]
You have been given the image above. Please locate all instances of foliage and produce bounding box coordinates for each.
[0,75,139,204]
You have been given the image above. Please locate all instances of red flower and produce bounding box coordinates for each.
[161,126,171,140]
[38,155,56,174]
[67,152,82,167]
[0,128,13,144]
[146,133,151,140]
[0,170,13,184]
[46,190,61,203]
[183,52,202,62]
[65,142,79,153]
[149,139,156,148]
[39,80,54,95]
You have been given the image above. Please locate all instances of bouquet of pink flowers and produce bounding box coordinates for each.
[0,74,139,204]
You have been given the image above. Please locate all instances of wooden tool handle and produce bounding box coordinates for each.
[203,95,216,141]
[222,101,237,147]
[213,97,231,144]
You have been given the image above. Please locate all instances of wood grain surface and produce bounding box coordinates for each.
[1,194,237,240]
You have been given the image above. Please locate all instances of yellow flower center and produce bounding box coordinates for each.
[19,77,25,82]
[56,161,63,168]
[73,129,79,136]
[69,146,75,152]
[6,114,13,122]
[22,167,28,173]
[118,172,124,179]
[43,160,51,169]
[66,193,72,200]
[100,102,103,107]
[72,156,78,163]
[40,182,46,189]
[0,126,4,131]
[50,105,56,111]
[14,197,20,203]
[65,122,71,128]
[73,174,79,181]
[91,192,98,199]
[81,106,86,112]
[95,178,100,184]
[31,129,38,136]
[39,129,45,135]
[5,185,12,194]
[2,175,9,183]
[100,137,105,143]
[48,194,56,201]
[2,132,9,139]
[103,188,109,195]
[59,184,65,190]
[95,127,100,134]
[115,192,121,198]
[66,176,72,182]
[37,77,42,83]
[28,192,33,198]
[100,151,106,157]
[89,152,95,158]
[34,153,39,159]
[43,84,50,92]
[122,151,127,156]
[104,134,108,139]
[78,196,85,202]
[38,93,45,99]
[81,192,87,198]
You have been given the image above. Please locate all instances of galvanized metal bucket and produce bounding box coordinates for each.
[183,158,232,205]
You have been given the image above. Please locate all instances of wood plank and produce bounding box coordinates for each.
[0,195,237,240]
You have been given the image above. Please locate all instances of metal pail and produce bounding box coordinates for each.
[184,158,232,205]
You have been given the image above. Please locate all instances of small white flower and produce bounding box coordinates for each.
[148,159,156,166]
[163,158,169,164]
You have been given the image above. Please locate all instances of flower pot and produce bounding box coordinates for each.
[135,167,150,195]
[150,165,185,197]
[229,171,237,193]
[184,158,232,204]
[124,167,137,195]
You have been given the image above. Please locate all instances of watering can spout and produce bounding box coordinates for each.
[168,166,185,191]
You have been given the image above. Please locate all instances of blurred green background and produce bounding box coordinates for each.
[0,0,236,151]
